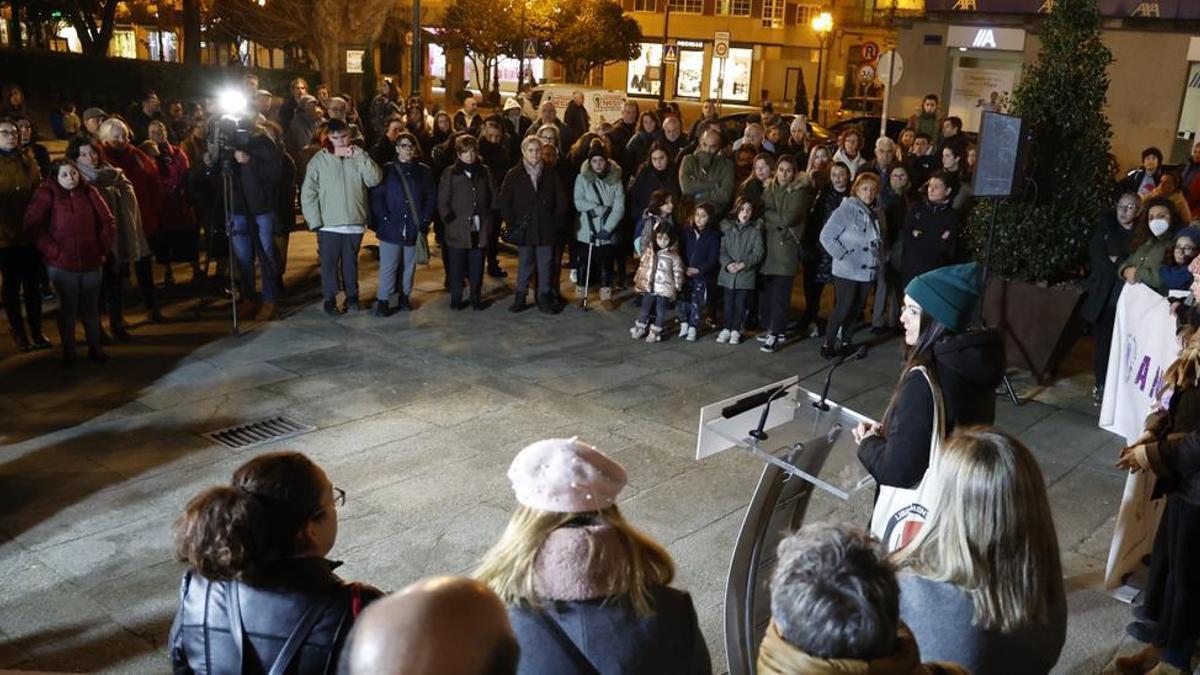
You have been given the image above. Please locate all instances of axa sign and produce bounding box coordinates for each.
[972,29,997,48]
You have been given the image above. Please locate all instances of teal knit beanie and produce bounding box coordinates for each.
[904,262,981,333]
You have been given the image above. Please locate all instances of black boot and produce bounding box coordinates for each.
[10,327,30,352]
[372,300,393,317]
[537,293,556,315]
[396,294,412,311]
[346,296,361,312]
[323,298,340,316]
[509,294,529,313]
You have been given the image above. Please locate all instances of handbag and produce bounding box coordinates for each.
[869,365,945,553]
[500,214,529,246]
[396,169,430,265]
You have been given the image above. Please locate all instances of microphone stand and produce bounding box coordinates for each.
[814,345,867,411]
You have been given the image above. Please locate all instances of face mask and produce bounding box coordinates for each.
[1149,218,1170,237]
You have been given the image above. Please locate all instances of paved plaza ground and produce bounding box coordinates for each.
[0,233,1147,673]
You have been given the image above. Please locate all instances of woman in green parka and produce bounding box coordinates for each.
[758,154,813,353]
[1119,197,1183,296]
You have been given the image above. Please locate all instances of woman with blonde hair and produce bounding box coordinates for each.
[892,427,1067,675]
[476,437,710,674]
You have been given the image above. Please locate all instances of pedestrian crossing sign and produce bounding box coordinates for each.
[663,45,679,63]
[524,39,538,59]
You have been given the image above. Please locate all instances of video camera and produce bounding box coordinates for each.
[207,88,253,166]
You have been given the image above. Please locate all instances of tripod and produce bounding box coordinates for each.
[220,157,240,336]
[981,197,1021,407]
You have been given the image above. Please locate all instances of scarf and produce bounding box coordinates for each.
[757,620,936,675]
[532,525,632,602]
[523,160,542,190]
[76,160,100,183]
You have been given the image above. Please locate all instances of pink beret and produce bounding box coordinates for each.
[507,437,627,513]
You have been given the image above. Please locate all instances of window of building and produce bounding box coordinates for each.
[761,0,784,28]
[667,0,703,14]
[716,0,751,16]
[708,46,753,102]
[675,44,705,99]
[633,0,656,11]
[109,29,137,59]
[796,4,822,25]
[628,42,663,96]
[148,30,179,63]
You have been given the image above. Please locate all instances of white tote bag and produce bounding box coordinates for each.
[869,365,946,552]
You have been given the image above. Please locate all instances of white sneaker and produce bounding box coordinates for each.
[716,329,731,343]
[729,331,742,345]
[630,323,647,339]
[679,322,690,338]
[686,326,697,342]
[570,269,578,284]
[756,333,771,342]
[760,334,778,353]
[646,327,662,343]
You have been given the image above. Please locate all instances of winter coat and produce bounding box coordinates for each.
[681,225,721,280]
[820,196,882,283]
[497,162,568,248]
[287,109,320,163]
[369,94,402,139]
[152,141,195,232]
[1082,210,1135,323]
[507,525,711,675]
[738,175,765,205]
[480,140,514,183]
[807,184,849,284]
[858,331,1007,489]
[627,164,681,225]
[625,130,661,176]
[301,145,383,230]
[833,147,868,179]
[1142,385,1200,505]
[452,110,483,136]
[438,161,496,249]
[219,133,284,218]
[718,217,765,290]
[760,177,814,277]
[0,147,40,248]
[1119,233,1174,295]
[900,199,961,287]
[574,159,624,245]
[1162,263,1193,292]
[84,165,149,262]
[369,160,436,246]
[635,244,686,300]
[1118,167,1160,198]
[564,100,590,139]
[103,143,162,237]
[679,150,736,217]
[636,212,674,255]
[757,620,967,675]
[24,179,115,272]
[169,558,383,675]
[909,111,940,141]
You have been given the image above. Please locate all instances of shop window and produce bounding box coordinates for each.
[708,46,752,102]
[675,48,705,99]
[761,0,784,28]
[716,0,751,16]
[629,42,663,97]
[667,0,703,14]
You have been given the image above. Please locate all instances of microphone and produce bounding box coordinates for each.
[814,346,868,411]
[721,385,787,420]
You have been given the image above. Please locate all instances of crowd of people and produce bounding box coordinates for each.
[0,81,985,365]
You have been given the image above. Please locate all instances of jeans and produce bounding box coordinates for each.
[0,245,42,337]
[232,213,281,303]
[317,230,363,301]
[722,288,752,332]
[447,246,484,304]
[516,245,554,297]
[377,241,416,302]
[47,265,102,352]
[827,277,872,346]
[679,277,709,326]
[637,293,671,328]
[760,274,795,336]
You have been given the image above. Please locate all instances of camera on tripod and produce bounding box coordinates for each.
[208,88,252,165]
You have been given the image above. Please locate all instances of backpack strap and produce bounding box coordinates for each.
[266,595,335,675]
[223,581,247,669]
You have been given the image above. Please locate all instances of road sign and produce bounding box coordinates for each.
[714,31,730,59]
[524,39,537,60]
[663,44,679,63]
[877,50,904,86]
[861,41,880,61]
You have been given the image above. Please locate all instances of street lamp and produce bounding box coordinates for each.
[810,11,832,123]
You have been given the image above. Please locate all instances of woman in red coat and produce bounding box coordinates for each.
[147,120,199,284]
[98,117,163,322]
[25,159,116,364]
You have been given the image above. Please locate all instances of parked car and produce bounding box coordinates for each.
[717,112,836,150]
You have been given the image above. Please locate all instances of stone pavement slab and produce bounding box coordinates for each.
[0,232,1137,673]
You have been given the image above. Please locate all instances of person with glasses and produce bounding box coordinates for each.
[1160,227,1200,293]
[1120,197,1183,297]
[1083,191,1140,404]
[170,451,381,673]
[0,118,48,352]
[369,131,436,315]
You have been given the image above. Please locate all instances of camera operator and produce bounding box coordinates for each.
[200,116,284,321]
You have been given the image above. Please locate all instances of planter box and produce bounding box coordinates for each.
[982,278,1084,384]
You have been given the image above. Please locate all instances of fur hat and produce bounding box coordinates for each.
[507,437,626,513]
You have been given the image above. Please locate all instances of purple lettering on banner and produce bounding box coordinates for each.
[1136,356,1150,392]
[1152,368,1164,400]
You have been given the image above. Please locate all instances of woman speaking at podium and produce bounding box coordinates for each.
[853,262,1005,494]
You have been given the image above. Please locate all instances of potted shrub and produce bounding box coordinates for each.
[966,0,1113,383]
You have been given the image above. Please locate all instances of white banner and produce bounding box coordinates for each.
[1099,283,1178,591]
[947,67,1015,133]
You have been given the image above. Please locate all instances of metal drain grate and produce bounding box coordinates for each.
[204,416,316,450]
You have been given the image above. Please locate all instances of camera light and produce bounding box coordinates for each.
[217,89,248,116]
